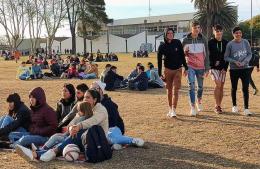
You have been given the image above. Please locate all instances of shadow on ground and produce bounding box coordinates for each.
[28,142,260,169]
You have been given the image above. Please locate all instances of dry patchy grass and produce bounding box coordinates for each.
[0,54,259,169]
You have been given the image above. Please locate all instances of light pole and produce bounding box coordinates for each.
[144,19,147,44]
[250,0,253,46]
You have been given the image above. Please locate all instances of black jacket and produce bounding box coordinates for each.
[208,38,229,70]
[0,103,31,136]
[157,39,188,76]
[129,72,149,91]
[104,70,124,91]
[101,94,125,134]
[56,99,75,124]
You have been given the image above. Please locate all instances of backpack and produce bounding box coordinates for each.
[85,125,112,163]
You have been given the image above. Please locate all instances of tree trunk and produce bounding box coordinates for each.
[72,32,76,54]
[83,37,87,54]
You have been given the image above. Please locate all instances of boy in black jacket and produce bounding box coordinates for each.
[208,25,229,114]
[104,66,124,91]
[128,66,148,91]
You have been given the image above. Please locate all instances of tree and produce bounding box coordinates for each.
[238,15,260,43]
[0,0,27,51]
[39,0,66,55]
[24,0,44,54]
[64,0,80,54]
[77,0,110,54]
[192,0,237,39]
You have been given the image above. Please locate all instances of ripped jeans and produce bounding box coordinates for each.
[187,67,205,105]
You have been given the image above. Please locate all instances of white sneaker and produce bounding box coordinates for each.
[243,109,253,116]
[132,138,144,147]
[40,149,56,162]
[196,103,203,112]
[190,107,197,117]
[171,109,177,117]
[167,110,176,118]
[15,145,34,162]
[112,144,123,150]
[232,106,239,113]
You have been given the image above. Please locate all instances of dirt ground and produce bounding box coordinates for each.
[0,54,259,169]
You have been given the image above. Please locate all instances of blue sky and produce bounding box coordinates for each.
[104,0,260,21]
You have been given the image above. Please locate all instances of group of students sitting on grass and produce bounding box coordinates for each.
[17,55,99,80]
[89,52,119,62]
[0,81,144,162]
[100,62,164,91]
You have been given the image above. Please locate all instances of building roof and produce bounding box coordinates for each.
[108,12,195,26]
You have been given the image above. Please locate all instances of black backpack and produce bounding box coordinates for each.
[249,49,260,67]
[85,125,112,163]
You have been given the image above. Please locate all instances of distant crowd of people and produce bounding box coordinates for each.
[17,55,100,80]
[133,50,149,58]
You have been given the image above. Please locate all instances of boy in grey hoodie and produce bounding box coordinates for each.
[182,21,210,116]
[224,26,252,116]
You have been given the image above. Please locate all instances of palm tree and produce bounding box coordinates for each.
[191,0,237,39]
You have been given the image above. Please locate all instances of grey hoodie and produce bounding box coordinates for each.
[224,39,252,70]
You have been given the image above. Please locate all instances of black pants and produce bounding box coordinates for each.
[230,69,250,109]
[249,67,257,89]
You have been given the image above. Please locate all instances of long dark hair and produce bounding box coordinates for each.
[61,83,75,105]
[87,89,101,105]
[6,93,23,115]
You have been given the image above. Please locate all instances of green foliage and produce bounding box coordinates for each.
[77,0,110,38]
[238,15,260,41]
[192,0,237,39]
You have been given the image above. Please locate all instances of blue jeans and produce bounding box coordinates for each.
[80,73,97,79]
[187,67,205,105]
[0,115,27,137]
[19,73,30,80]
[0,115,14,128]
[9,132,48,147]
[36,129,86,158]
[108,127,133,145]
[42,133,67,149]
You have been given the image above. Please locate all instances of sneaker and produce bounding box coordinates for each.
[40,149,56,162]
[196,103,203,112]
[132,138,144,147]
[15,145,34,162]
[214,106,223,114]
[171,109,177,117]
[112,144,123,150]
[243,109,253,116]
[190,107,197,117]
[253,89,258,95]
[232,106,239,113]
[167,110,177,118]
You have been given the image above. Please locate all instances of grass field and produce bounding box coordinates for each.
[0,54,259,169]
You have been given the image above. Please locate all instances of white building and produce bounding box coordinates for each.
[18,12,195,54]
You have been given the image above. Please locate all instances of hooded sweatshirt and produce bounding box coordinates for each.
[182,33,210,70]
[157,29,188,76]
[29,87,58,137]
